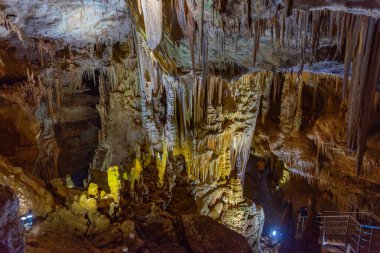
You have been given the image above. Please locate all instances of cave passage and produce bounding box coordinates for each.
[244,155,282,235]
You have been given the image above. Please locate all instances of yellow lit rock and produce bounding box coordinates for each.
[123,171,129,181]
[173,140,193,177]
[87,183,99,198]
[65,175,75,188]
[280,167,290,187]
[100,190,106,198]
[107,166,121,203]
[130,158,143,190]
[156,139,168,186]
[72,194,97,214]
[86,198,98,211]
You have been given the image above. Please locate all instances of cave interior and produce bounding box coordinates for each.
[0,0,380,253]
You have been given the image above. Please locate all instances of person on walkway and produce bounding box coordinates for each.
[298,206,308,217]
[296,206,308,234]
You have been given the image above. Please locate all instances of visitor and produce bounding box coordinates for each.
[296,206,308,236]
[298,206,308,217]
[282,199,291,210]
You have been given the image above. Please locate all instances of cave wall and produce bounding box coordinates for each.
[253,72,380,220]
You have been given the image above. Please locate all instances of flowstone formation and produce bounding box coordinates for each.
[253,71,380,218]
[0,0,379,252]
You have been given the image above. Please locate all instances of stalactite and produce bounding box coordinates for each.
[46,85,54,117]
[273,12,280,48]
[163,72,262,183]
[252,20,265,66]
[124,5,380,192]
[174,0,195,69]
[37,40,45,67]
[272,72,282,103]
[0,11,23,41]
[280,73,298,132]
[342,16,361,99]
[281,11,285,48]
[347,18,380,176]
[54,78,62,118]
[141,0,163,50]
[97,76,108,143]
[175,77,193,138]
[311,11,322,63]
[261,73,272,123]
[310,76,317,123]
[285,0,293,17]
[294,78,303,131]
[175,0,187,35]
[299,11,309,74]
[192,76,205,125]
[199,0,208,86]
[335,13,346,59]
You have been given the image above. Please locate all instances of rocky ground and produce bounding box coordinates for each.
[0,153,255,253]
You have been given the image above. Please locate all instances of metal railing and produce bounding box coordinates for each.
[297,211,380,253]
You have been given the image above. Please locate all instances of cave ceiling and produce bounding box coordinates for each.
[0,1,379,173]
[0,0,379,79]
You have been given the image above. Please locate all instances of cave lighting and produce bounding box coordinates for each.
[20,213,34,230]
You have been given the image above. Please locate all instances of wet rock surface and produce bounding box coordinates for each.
[180,215,252,253]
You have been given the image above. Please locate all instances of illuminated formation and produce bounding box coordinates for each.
[0,0,379,252]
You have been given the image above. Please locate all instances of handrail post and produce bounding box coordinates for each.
[368,227,373,253]
[315,212,380,253]
[302,217,305,232]
[345,216,350,246]
[357,226,362,253]
[323,216,326,244]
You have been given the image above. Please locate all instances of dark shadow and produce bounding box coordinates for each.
[243,155,282,236]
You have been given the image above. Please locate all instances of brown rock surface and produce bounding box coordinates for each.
[0,155,54,216]
[180,215,252,253]
[0,184,25,253]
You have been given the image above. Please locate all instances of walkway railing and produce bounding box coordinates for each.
[297,211,380,253]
